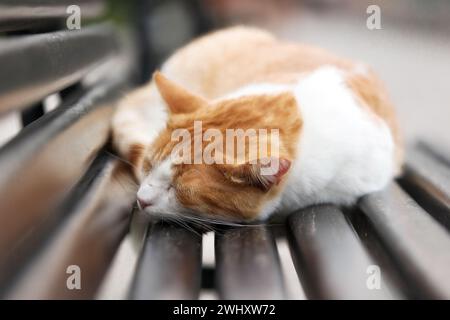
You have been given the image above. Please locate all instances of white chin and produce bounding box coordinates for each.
[140,203,183,218]
[142,207,169,216]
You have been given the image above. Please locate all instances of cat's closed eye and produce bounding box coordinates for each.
[142,158,152,174]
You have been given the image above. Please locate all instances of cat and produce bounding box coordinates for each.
[112,26,403,222]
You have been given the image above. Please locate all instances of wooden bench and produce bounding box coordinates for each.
[0,0,449,300]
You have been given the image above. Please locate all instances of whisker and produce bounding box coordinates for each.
[103,150,140,170]
[182,214,254,227]
[168,216,202,237]
[188,218,216,232]
[110,174,139,194]
[183,213,283,228]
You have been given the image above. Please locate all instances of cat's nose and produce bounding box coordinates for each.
[137,184,160,210]
[137,197,153,210]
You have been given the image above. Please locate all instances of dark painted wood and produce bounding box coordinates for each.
[4,152,136,299]
[399,142,450,230]
[215,226,286,299]
[359,183,450,299]
[0,0,105,32]
[0,24,117,113]
[0,75,130,287]
[287,205,399,299]
[129,222,202,300]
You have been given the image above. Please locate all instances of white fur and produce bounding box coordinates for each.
[137,158,183,215]
[112,85,168,158]
[112,85,169,181]
[277,66,395,215]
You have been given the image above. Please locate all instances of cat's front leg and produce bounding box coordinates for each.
[111,84,168,180]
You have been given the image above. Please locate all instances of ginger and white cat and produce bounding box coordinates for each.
[112,26,402,222]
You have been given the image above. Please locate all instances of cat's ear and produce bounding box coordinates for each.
[153,71,207,114]
[219,157,291,191]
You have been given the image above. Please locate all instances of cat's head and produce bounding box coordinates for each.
[134,72,301,222]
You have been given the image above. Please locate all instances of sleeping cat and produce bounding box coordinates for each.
[112,26,403,222]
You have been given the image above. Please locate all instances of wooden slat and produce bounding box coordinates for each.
[3,152,136,299]
[0,75,130,286]
[215,226,286,299]
[400,142,450,230]
[129,222,202,300]
[0,0,106,32]
[287,205,399,299]
[359,183,450,299]
[0,24,117,113]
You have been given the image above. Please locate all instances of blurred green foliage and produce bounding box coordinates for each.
[105,0,135,26]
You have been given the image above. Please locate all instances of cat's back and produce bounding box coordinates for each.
[161,26,353,98]
[160,26,276,97]
[159,26,401,165]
